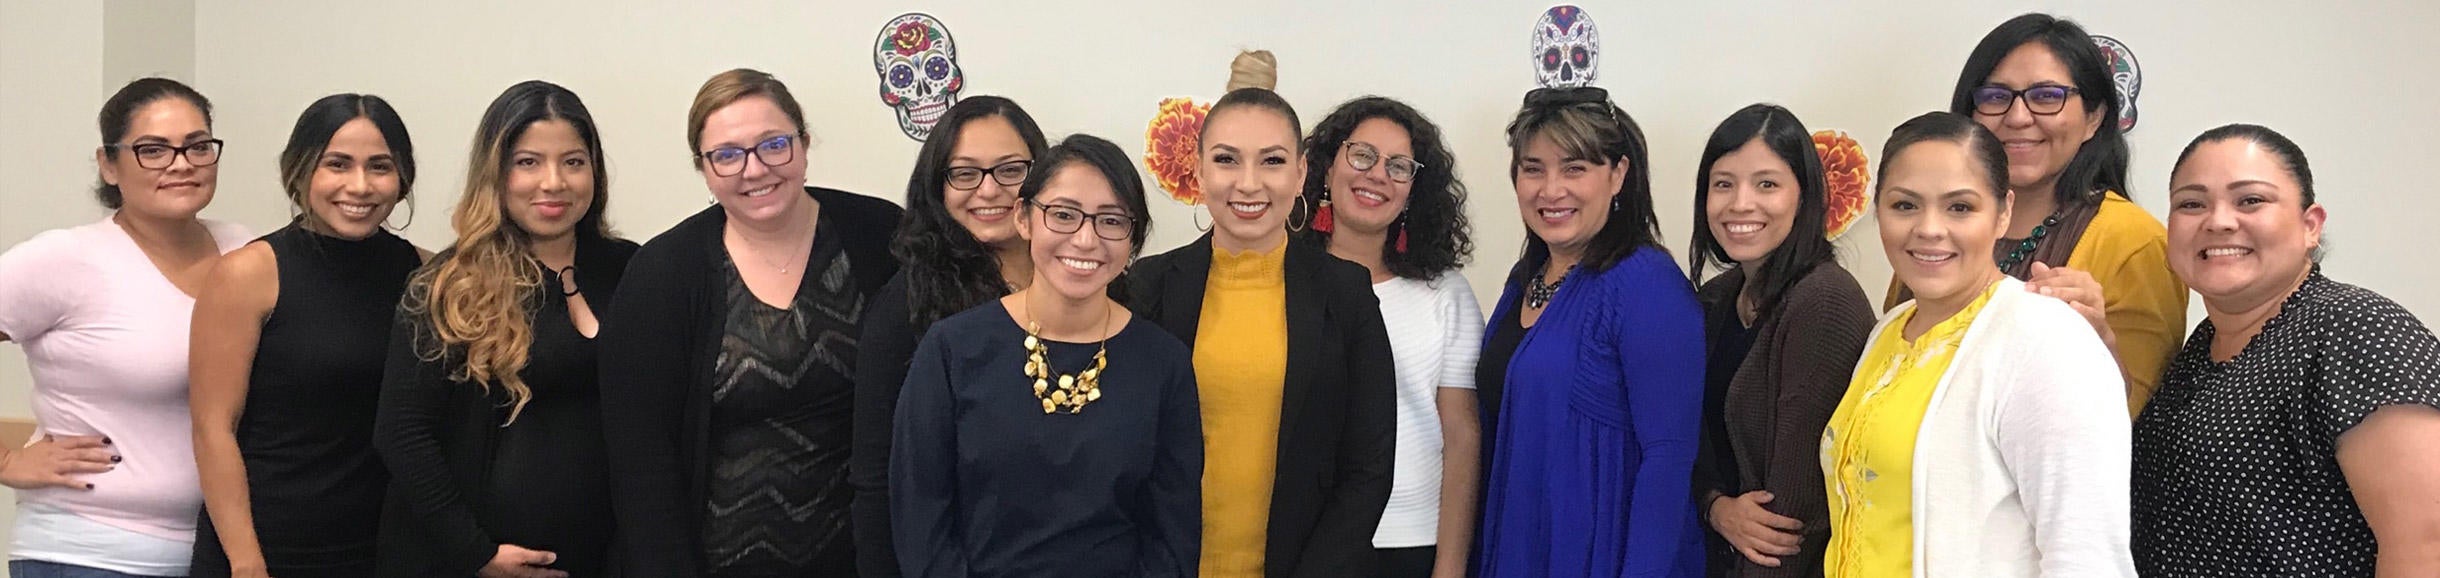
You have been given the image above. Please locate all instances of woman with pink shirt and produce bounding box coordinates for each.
[0,77,253,578]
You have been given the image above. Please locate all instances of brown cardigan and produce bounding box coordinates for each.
[1693,262,1876,578]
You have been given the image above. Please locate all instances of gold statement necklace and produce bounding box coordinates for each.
[1022,296,1112,414]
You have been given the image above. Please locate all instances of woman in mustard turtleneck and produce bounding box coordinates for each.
[1129,87,1397,578]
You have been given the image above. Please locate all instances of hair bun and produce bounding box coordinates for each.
[1226,50,1278,92]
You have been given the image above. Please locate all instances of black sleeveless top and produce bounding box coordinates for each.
[194,223,420,577]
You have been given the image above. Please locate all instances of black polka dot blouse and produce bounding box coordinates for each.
[2133,269,2440,577]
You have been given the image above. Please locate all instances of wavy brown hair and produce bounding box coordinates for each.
[404,81,611,424]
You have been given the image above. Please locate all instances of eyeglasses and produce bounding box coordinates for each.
[698,135,800,177]
[1342,142,1421,183]
[1027,199,1135,241]
[110,139,225,169]
[1970,85,2082,116]
[947,160,1032,191]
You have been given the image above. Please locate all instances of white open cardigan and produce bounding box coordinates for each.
[1860,277,2137,577]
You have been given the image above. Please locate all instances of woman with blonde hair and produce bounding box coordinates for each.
[374,80,636,578]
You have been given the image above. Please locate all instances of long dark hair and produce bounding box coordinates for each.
[1503,87,1662,286]
[889,96,1051,327]
[1299,96,1473,280]
[1688,104,1836,315]
[1019,134,1152,304]
[1951,12,2128,204]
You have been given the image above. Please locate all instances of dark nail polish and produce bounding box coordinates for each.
[84,483,93,490]
[101,437,112,445]
[111,455,122,463]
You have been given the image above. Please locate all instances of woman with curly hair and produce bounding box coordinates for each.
[850,95,1050,577]
[1298,96,1481,578]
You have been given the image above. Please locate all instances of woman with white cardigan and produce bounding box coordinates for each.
[1816,111,2134,577]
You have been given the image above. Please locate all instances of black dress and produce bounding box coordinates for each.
[2133,270,2440,577]
[193,223,420,578]
[700,236,862,577]
[372,234,637,577]
[890,302,1202,577]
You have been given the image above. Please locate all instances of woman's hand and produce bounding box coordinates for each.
[2027,263,2118,352]
[479,544,567,578]
[1708,491,1804,567]
[0,434,115,490]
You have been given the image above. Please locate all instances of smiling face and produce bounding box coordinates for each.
[502,119,595,243]
[1705,137,1801,265]
[1513,132,1626,258]
[1876,139,2012,308]
[2166,138,2324,313]
[99,98,219,221]
[1018,163,1135,303]
[306,117,405,240]
[1197,106,1305,252]
[696,95,810,225]
[1324,118,1416,234]
[943,115,1032,248]
[1975,41,2104,195]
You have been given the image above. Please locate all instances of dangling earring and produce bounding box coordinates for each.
[1192,204,1212,232]
[1287,195,1310,233]
[1312,186,1336,234]
[1393,210,1410,254]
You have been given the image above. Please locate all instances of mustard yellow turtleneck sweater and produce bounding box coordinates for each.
[1194,241,1289,578]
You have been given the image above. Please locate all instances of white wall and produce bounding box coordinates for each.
[164,0,2438,319]
[0,0,2436,562]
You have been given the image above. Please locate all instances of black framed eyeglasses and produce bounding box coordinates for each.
[110,139,225,169]
[1970,85,2082,116]
[1027,199,1135,241]
[698,134,800,177]
[946,160,1032,191]
[1342,142,1421,183]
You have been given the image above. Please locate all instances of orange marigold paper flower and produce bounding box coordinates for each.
[1144,97,1210,206]
[1814,129,1871,241]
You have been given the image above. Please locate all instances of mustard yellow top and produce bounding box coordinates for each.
[1193,241,1289,578]
[1821,281,1999,577]
[2068,193,2187,417]
[1876,193,2186,418]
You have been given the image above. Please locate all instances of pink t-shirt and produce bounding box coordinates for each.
[0,215,251,541]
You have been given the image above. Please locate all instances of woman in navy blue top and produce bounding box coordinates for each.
[1473,87,1705,577]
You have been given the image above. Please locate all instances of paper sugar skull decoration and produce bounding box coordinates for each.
[873,13,964,141]
[1530,5,1601,88]
[1813,130,1871,241]
[2091,35,2142,133]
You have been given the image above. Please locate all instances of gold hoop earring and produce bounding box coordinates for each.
[1287,195,1310,233]
[385,198,416,231]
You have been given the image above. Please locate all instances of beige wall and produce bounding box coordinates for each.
[0,0,2435,566]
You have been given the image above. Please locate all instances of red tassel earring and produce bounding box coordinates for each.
[1393,211,1409,253]
[1313,189,1335,234]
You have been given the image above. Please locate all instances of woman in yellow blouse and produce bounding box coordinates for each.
[1897,13,2185,417]
[1128,86,1397,578]
[1824,111,2134,577]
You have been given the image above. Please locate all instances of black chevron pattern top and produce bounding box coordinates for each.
[701,240,863,577]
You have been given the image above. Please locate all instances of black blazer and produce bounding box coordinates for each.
[599,187,902,578]
[373,233,637,577]
[1127,234,1397,578]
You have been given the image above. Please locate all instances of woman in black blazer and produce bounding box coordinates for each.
[1128,87,1397,578]
[598,69,902,577]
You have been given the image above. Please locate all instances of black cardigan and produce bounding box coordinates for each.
[599,187,902,578]
[372,233,637,577]
[1127,234,1397,578]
